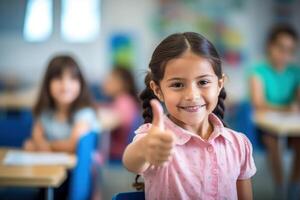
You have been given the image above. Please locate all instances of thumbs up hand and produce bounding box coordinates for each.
[143,99,175,166]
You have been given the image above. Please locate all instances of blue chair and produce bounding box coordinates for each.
[112,191,145,200]
[127,114,143,144]
[0,109,33,147]
[69,131,98,200]
[231,101,264,151]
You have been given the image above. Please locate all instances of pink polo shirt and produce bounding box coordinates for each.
[134,113,256,200]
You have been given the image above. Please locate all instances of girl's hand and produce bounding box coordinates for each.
[143,99,175,166]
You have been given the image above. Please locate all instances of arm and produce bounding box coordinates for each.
[50,121,90,153]
[249,76,290,112]
[122,136,150,174]
[237,179,253,200]
[31,121,51,151]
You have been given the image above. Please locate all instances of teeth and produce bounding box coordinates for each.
[180,105,202,112]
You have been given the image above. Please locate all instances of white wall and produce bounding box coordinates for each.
[0,0,157,88]
[0,0,299,100]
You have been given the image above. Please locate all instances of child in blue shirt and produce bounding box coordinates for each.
[24,55,99,153]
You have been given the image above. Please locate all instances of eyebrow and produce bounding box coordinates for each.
[166,74,215,82]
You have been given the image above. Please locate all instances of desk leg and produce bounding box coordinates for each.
[46,187,53,200]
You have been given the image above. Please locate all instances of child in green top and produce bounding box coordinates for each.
[248,24,300,199]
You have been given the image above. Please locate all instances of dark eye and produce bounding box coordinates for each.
[198,80,209,86]
[170,82,184,88]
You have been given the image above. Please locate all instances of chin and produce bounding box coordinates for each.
[174,114,205,126]
[59,98,76,105]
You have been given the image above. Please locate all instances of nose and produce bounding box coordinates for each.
[61,77,73,90]
[184,84,200,101]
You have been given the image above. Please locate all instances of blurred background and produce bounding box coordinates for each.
[0,0,299,200]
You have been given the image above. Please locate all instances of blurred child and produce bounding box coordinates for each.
[123,32,256,200]
[100,67,140,161]
[249,24,300,199]
[24,55,100,153]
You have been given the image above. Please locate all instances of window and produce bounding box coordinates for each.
[23,0,52,42]
[61,0,100,42]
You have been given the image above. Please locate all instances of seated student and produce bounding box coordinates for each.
[99,66,140,161]
[248,24,300,199]
[24,55,100,153]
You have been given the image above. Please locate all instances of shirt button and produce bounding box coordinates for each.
[212,157,217,164]
[207,146,213,152]
[212,169,218,175]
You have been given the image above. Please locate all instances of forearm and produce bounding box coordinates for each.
[32,136,51,151]
[50,139,76,153]
[237,179,253,200]
[254,102,291,112]
[122,136,150,174]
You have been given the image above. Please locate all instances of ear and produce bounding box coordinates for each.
[150,80,164,102]
[217,74,225,94]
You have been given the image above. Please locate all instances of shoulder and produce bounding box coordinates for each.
[74,107,97,121]
[75,107,96,115]
[132,123,152,142]
[223,128,253,151]
[135,123,152,134]
[250,61,270,74]
[286,63,300,73]
[247,61,269,80]
[73,107,101,132]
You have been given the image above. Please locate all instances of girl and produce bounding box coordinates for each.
[24,55,100,153]
[99,66,140,161]
[123,32,256,200]
[249,24,300,199]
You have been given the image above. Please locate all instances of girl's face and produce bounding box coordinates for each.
[102,71,123,97]
[151,51,224,131]
[268,33,296,68]
[50,69,81,107]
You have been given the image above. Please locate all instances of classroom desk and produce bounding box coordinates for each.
[0,88,38,109]
[0,148,76,200]
[253,111,300,137]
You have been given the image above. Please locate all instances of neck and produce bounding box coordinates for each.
[168,115,213,141]
[269,59,285,71]
[196,118,213,140]
[55,104,70,119]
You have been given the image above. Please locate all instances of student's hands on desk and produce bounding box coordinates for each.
[143,99,175,167]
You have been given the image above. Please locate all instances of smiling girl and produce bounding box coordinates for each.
[123,32,256,200]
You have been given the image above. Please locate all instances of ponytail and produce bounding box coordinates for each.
[212,87,227,127]
[139,72,159,123]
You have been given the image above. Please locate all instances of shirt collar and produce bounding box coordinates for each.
[164,115,191,145]
[208,114,234,144]
[163,113,234,145]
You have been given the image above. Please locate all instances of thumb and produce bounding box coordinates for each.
[150,99,164,130]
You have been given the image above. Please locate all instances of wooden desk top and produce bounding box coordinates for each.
[254,111,300,136]
[0,148,76,187]
[0,88,38,109]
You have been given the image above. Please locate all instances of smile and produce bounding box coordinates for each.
[178,104,205,112]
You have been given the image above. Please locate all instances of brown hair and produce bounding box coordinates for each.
[112,66,139,103]
[266,23,298,47]
[33,55,93,120]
